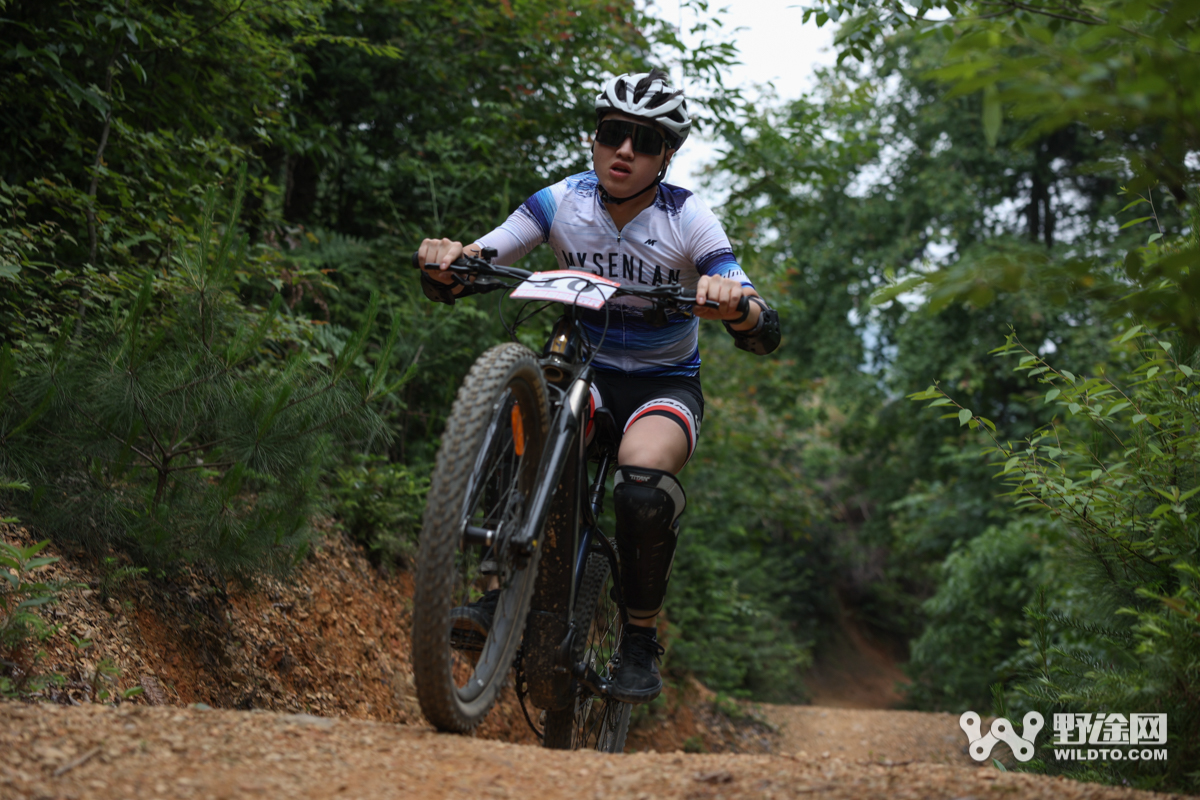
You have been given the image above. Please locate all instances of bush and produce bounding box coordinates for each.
[904,518,1048,711]
[330,455,429,565]
[0,539,74,697]
[663,332,831,701]
[0,174,394,575]
[912,324,1200,791]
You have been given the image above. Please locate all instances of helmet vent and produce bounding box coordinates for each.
[595,67,692,148]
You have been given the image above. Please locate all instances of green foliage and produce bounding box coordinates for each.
[904,519,1048,711]
[0,0,346,350]
[1,0,747,587]
[803,0,1199,192]
[281,0,647,238]
[805,0,1200,339]
[97,555,148,600]
[0,174,390,573]
[714,26,1130,646]
[874,191,1200,345]
[910,327,1200,790]
[330,454,429,566]
[0,539,75,697]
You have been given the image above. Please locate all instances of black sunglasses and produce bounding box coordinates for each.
[595,119,667,155]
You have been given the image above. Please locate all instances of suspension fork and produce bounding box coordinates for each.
[512,372,592,556]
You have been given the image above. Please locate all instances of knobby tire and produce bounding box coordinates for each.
[542,550,631,752]
[412,343,550,732]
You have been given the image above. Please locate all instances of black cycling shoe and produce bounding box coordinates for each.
[608,627,664,703]
[449,589,501,652]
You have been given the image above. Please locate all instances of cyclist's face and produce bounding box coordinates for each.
[593,112,675,198]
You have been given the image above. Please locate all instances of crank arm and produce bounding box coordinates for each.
[571,661,612,698]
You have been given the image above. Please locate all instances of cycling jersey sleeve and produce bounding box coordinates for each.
[682,195,754,289]
[476,184,562,266]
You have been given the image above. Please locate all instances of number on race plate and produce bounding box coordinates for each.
[509,270,620,310]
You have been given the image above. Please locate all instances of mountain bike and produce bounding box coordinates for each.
[408,249,726,752]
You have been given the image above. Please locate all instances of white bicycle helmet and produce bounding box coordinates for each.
[595,69,691,149]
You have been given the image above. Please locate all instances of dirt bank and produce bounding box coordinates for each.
[0,523,768,754]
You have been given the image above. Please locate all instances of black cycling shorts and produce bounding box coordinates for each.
[586,372,704,462]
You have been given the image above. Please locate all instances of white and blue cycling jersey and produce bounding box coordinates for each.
[475,170,754,377]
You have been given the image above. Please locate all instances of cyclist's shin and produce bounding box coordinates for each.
[612,466,686,622]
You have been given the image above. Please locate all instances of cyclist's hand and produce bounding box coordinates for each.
[694,275,756,323]
[418,238,474,284]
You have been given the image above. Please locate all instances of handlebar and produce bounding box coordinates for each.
[411,250,741,313]
[410,250,532,282]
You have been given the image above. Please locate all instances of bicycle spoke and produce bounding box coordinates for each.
[448,391,539,699]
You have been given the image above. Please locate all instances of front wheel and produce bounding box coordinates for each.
[412,343,550,732]
[542,549,631,752]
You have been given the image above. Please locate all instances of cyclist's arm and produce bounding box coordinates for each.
[419,185,559,305]
[475,186,559,265]
[684,198,780,355]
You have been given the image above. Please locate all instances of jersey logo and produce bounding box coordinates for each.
[644,239,657,246]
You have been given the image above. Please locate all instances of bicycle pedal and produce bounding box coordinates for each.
[479,559,499,575]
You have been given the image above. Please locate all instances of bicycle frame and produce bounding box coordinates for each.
[515,305,627,714]
[414,253,710,720]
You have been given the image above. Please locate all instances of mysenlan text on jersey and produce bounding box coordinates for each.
[560,250,682,286]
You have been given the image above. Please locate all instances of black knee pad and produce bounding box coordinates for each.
[612,466,686,620]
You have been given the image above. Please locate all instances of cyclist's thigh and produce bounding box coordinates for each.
[619,414,688,473]
[590,372,703,473]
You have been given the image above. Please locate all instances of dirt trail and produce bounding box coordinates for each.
[1,702,1178,800]
[760,601,970,766]
[762,705,971,766]
[800,603,910,709]
[1,527,1186,798]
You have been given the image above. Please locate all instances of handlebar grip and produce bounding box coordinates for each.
[412,251,476,271]
[698,296,747,311]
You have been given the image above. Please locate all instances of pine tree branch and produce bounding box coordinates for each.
[60,401,160,469]
[154,362,238,401]
[169,460,235,471]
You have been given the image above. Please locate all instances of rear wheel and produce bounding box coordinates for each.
[542,549,631,752]
[412,343,550,732]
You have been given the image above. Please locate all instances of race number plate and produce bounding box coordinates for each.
[509,270,620,310]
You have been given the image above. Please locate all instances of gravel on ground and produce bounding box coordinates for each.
[1,701,1182,800]
[762,704,974,766]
